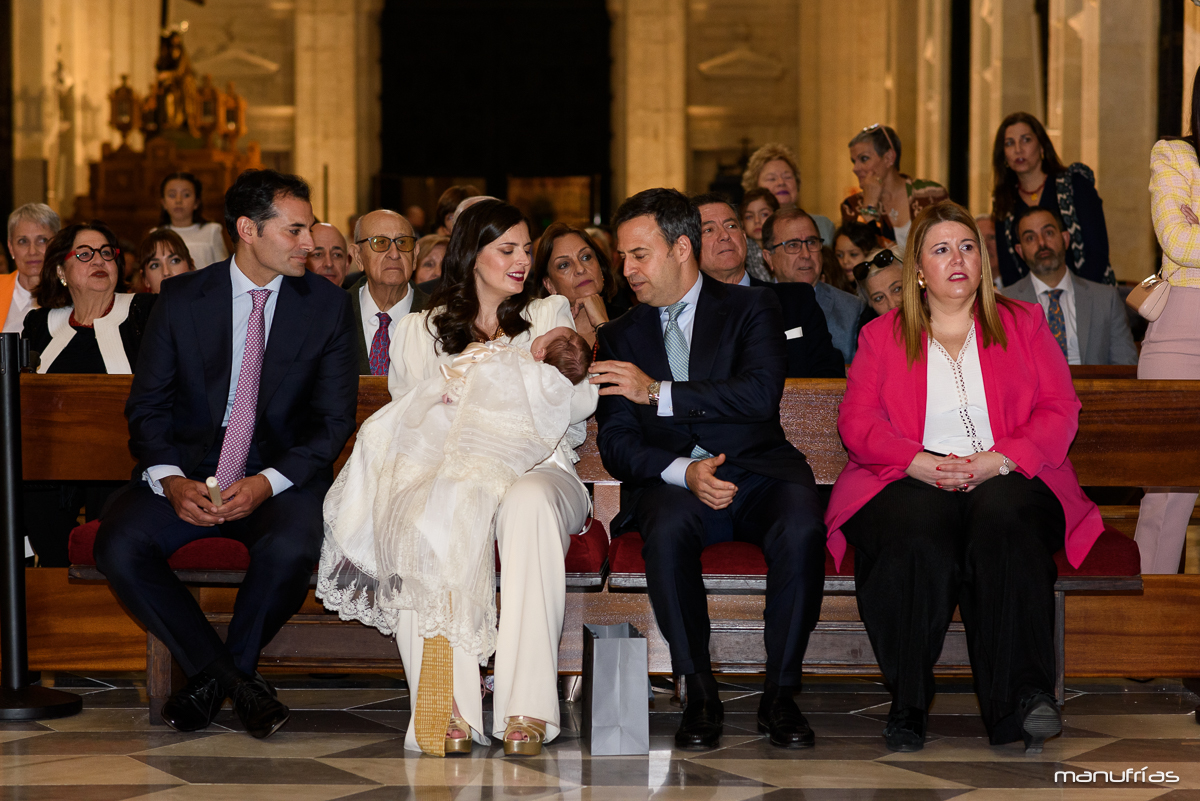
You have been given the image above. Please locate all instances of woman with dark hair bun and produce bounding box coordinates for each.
[990,112,1112,286]
[321,199,597,757]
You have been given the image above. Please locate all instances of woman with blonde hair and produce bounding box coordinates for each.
[825,200,1103,754]
[1134,67,1200,576]
[741,142,835,245]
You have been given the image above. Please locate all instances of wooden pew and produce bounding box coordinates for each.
[20,374,1200,718]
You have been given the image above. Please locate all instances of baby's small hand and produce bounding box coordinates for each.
[441,394,454,404]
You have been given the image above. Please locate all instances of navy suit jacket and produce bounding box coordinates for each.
[126,259,360,490]
[748,277,845,378]
[595,277,812,529]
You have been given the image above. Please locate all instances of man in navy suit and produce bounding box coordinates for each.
[591,188,826,751]
[95,170,359,738]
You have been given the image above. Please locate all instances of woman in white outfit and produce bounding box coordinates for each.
[323,199,596,756]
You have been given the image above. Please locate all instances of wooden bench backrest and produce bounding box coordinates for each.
[20,374,1200,489]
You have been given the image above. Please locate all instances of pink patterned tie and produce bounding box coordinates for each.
[368,312,391,375]
[215,289,270,490]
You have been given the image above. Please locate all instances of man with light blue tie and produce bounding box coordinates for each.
[591,188,826,752]
[345,209,430,375]
[1004,206,1137,366]
[95,170,359,739]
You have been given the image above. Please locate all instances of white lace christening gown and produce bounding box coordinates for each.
[316,341,575,662]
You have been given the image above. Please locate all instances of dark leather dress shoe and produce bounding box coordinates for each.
[1019,691,1062,754]
[883,706,927,753]
[757,694,815,748]
[251,671,278,698]
[229,675,290,739]
[675,697,724,750]
[162,673,224,733]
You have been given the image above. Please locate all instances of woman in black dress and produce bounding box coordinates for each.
[991,112,1112,286]
[20,222,155,565]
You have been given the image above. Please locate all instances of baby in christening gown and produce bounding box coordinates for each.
[316,327,592,745]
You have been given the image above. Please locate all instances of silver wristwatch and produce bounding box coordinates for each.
[997,455,1012,476]
[647,380,661,407]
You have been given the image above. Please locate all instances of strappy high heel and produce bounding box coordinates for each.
[502,716,546,757]
[444,716,473,754]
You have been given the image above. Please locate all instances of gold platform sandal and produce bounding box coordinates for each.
[445,716,473,754]
[502,716,547,757]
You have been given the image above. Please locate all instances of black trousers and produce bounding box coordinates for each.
[94,455,326,678]
[841,474,1065,744]
[633,469,826,685]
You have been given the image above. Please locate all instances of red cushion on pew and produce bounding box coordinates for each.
[493,517,610,575]
[68,519,252,571]
[608,532,854,577]
[1055,525,1140,576]
[67,520,102,566]
[564,518,610,574]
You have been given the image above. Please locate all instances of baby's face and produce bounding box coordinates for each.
[532,326,574,361]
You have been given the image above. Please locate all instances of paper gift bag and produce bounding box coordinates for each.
[581,622,650,755]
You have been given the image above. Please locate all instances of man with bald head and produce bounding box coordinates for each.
[306,223,350,285]
[347,210,430,375]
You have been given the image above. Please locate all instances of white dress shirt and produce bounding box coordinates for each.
[3,279,34,334]
[144,256,292,497]
[656,273,704,488]
[923,326,995,456]
[360,282,412,357]
[1029,272,1080,365]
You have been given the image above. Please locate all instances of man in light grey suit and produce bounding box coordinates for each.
[762,208,863,364]
[1005,207,1137,366]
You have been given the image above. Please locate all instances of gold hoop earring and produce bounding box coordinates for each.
[917,273,926,290]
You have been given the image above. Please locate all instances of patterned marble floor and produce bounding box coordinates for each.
[2,672,1199,800]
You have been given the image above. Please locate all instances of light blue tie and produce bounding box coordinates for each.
[663,301,712,460]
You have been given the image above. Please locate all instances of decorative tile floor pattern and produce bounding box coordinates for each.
[0,673,1197,799]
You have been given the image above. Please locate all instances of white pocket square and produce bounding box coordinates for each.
[785,326,803,340]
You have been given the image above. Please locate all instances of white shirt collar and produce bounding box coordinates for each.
[1030,270,1072,299]
[229,254,285,296]
[361,281,413,322]
[659,271,703,315]
[12,278,31,303]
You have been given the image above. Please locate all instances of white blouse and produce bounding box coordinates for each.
[169,222,229,270]
[923,325,995,456]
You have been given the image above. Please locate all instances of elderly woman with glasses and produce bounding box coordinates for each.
[22,222,155,374]
[841,124,948,252]
[19,222,156,569]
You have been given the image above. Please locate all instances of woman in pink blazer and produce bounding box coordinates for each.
[825,201,1104,755]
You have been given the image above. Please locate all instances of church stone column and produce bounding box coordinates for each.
[967,0,1042,214]
[1048,0,1157,281]
[294,0,359,232]
[608,0,687,202]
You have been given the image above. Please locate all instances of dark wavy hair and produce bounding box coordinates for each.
[426,199,533,355]
[158,172,206,226]
[991,112,1066,220]
[37,221,123,309]
[532,222,617,302]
